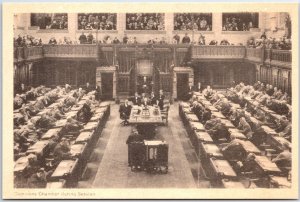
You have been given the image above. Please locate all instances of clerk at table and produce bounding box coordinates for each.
[156,90,165,110]
[131,92,141,106]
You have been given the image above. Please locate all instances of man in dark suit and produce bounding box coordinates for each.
[157,89,165,110]
[149,92,157,105]
[195,82,202,92]
[119,99,132,126]
[187,84,194,101]
[182,33,191,44]
[84,82,93,93]
[79,32,87,44]
[131,92,141,106]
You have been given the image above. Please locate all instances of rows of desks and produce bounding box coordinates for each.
[179,93,291,188]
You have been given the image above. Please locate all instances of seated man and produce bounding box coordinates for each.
[204,115,219,130]
[206,118,230,142]
[202,86,213,99]
[14,94,24,110]
[25,103,40,118]
[275,116,289,133]
[131,92,141,106]
[149,92,157,106]
[221,135,247,161]
[63,117,83,133]
[27,167,48,188]
[141,97,151,107]
[119,99,132,126]
[272,142,291,170]
[235,153,256,174]
[126,128,144,144]
[156,90,165,110]
[35,114,56,130]
[77,103,92,123]
[53,137,71,166]
[237,117,253,139]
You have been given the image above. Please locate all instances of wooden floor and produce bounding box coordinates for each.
[90,103,209,188]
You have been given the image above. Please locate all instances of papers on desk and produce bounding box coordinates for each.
[144,140,167,146]
[221,179,245,188]
[221,119,235,128]
[270,176,291,188]
[240,140,261,154]
[190,122,205,131]
[261,125,277,135]
[201,143,223,158]
[14,156,29,172]
[26,140,49,155]
[82,122,98,131]
[195,131,213,143]
[70,143,86,157]
[210,158,237,178]
[46,181,66,188]
[272,136,291,149]
[186,114,199,122]
[99,101,111,108]
[254,155,281,173]
[228,128,247,140]
[55,119,68,128]
[41,128,62,140]
[51,159,78,178]
[211,111,226,119]
[180,102,190,108]
[75,131,93,143]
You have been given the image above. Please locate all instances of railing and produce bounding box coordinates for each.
[14,44,291,68]
[245,47,263,63]
[43,44,98,59]
[191,45,246,59]
[271,49,292,63]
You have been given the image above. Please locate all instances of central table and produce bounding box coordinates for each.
[129,105,163,125]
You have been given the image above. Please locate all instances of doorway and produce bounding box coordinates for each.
[176,73,189,100]
[101,73,113,100]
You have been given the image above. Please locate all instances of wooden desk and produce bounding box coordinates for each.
[65,111,78,119]
[75,131,94,144]
[270,176,291,188]
[89,112,104,122]
[254,155,281,174]
[14,156,29,173]
[228,128,247,140]
[200,143,224,159]
[221,119,235,129]
[70,104,84,112]
[240,140,261,155]
[267,136,291,151]
[46,180,66,188]
[261,125,277,136]
[41,128,62,140]
[179,102,190,108]
[211,111,226,119]
[26,140,49,157]
[186,114,199,122]
[82,122,99,132]
[221,179,245,188]
[190,121,205,131]
[195,131,214,143]
[206,105,218,112]
[209,158,237,179]
[70,143,88,158]
[50,159,79,187]
[129,105,163,125]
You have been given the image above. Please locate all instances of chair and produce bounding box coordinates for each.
[161,105,170,126]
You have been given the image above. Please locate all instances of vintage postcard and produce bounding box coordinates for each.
[2,2,299,199]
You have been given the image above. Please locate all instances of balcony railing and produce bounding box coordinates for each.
[191,45,246,60]
[245,48,263,63]
[14,44,291,68]
[43,44,98,59]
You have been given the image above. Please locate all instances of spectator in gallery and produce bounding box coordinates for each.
[220,39,230,45]
[79,32,87,44]
[209,40,218,45]
[133,37,138,44]
[182,33,191,44]
[104,36,112,44]
[260,32,267,40]
[123,34,129,44]
[160,37,167,44]
[87,33,94,44]
[48,37,57,45]
[112,37,120,44]
[173,34,180,44]
[198,34,206,45]
[199,17,208,31]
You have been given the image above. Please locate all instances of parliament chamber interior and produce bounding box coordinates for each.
[13,12,292,189]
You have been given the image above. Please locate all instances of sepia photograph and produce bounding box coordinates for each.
[2,2,299,199]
